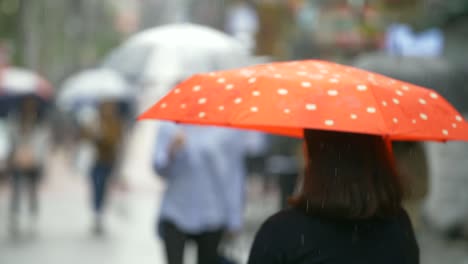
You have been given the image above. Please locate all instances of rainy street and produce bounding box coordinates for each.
[1,144,468,264]
[2,1,468,264]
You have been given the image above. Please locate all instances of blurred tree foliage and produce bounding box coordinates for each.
[0,0,120,85]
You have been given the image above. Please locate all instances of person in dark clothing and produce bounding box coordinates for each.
[248,129,419,264]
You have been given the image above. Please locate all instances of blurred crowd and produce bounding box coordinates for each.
[0,0,468,263]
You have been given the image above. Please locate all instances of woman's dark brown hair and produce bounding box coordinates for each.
[290,129,404,219]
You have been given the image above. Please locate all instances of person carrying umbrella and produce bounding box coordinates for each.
[139,59,468,264]
[8,95,50,235]
[81,101,123,235]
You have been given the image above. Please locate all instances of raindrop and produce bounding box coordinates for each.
[430,92,439,99]
[252,91,261,96]
[248,77,257,84]
[402,85,409,91]
[198,112,206,118]
[217,78,226,84]
[396,90,404,96]
[456,115,463,122]
[419,98,427,105]
[250,106,259,112]
[193,85,201,92]
[392,98,400,104]
[301,81,311,88]
[225,84,234,90]
[442,129,449,135]
[234,98,242,104]
[350,114,358,119]
[420,113,428,120]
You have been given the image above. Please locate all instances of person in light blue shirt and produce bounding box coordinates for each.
[153,121,249,264]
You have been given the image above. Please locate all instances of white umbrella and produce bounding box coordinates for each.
[58,68,133,111]
[102,23,251,89]
[0,66,52,98]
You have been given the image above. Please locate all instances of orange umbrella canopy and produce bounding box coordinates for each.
[139,60,468,141]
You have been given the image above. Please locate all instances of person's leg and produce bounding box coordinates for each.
[9,170,22,233]
[194,229,224,264]
[90,164,107,234]
[160,221,186,264]
[26,168,40,217]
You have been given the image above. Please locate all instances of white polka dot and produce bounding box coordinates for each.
[225,84,234,90]
[309,74,323,80]
[393,118,398,124]
[456,115,463,122]
[430,92,438,99]
[396,90,404,96]
[419,98,426,105]
[412,119,417,124]
[193,85,201,91]
[402,85,410,91]
[252,91,261,96]
[328,90,338,96]
[198,98,207,104]
[250,106,259,112]
[217,78,226,84]
[277,88,288,95]
[382,101,388,107]
[350,114,358,119]
[267,66,276,70]
[274,74,282,78]
[248,77,256,84]
[332,74,341,78]
[357,84,367,91]
[284,108,291,114]
[218,105,224,111]
[442,129,449,136]
[296,71,307,76]
[319,69,329,74]
[301,82,311,87]
[174,88,181,94]
[452,123,458,128]
[234,98,242,104]
[180,104,186,109]
[420,113,428,120]
[392,98,400,104]
[324,120,334,126]
[305,104,317,111]
[160,103,167,108]
[208,72,216,77]
[329,78,339,83]
[198,112,206,118]
[367,107,376,114]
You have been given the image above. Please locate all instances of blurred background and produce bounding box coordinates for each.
[0,0,468,263]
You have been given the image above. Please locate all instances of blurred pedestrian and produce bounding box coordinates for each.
[153,122,248,264]
[248,129,419,264]
[8,96,49,235]
[225,0,259,52]
[264,135,302,209]
[81,101,123,235]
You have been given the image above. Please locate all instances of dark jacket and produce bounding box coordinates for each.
[248,208,419,264]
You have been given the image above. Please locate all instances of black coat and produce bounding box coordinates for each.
[248,208,419,264]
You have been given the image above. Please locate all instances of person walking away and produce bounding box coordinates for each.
[153,122,248,264]
[8,96,49,235]
[82,101,123,235]
[248,129,419,264]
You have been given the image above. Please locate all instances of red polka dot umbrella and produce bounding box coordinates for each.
[138,60,468,141]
